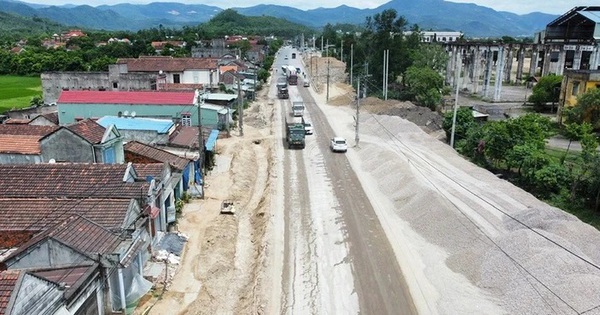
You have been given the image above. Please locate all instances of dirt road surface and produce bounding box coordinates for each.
[137,48,600,315]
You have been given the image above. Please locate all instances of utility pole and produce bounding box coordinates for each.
[253,67,257,101]
[196,89,205,176]
[326,39,330,102]
[340,39,343,63]
[450,50,462,148]
[355,77,360,147]
[350,44,354,87]
[237,76,244,136]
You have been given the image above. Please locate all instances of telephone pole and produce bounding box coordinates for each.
[196,90,205,176]
[326,39,330,102]
[237,77,244,136]
[350,44,354,87]
[355,77,360,147]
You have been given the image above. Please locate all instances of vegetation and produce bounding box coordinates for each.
[443,111,600,228]
[527,74,562,107]
[0,75,41,114]
[564,88,600,129]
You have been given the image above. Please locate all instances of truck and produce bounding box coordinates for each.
[291,101,305,117]
[277,86,289,99]
[276,77,288,89]
[285,116,306,149]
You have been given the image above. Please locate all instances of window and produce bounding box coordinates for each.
[173,74,181,84]
[113,82,118,89]
[572,81,580,96]
[181,112,191,126]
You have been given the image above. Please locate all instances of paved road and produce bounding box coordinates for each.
[276,46,416,315]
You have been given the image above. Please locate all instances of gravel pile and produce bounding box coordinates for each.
[355,113,600,314]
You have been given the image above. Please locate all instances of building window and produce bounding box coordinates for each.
[181,112,191,126]
[113,82,118,89]
[173,74,181,84]
[572,81,580,96]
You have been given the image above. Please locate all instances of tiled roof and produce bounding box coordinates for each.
[133,163,166,180]
[0,198,134,231]
[0,164,149,200]
[31,112,59,125]
[0,135,41,154]
[57,90,196,105]
[117,56,218,72]
[0,270,20,315]
[5,215,121,262]
[169,126,213,149]
[125,141,190,170]
[67,119,106,144]
[0,125,57,136]
[3,119,30,124]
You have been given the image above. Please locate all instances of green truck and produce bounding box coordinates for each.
[285,117,306,149]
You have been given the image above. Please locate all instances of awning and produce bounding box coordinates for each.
[205,129,219,152]
[145,205,161,219]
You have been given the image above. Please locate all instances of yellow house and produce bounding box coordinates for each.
[558,70,600,123]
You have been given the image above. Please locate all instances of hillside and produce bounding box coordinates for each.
[0,0,560,37]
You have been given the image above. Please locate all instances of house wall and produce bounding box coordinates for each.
[120,130,169,145]
[11,274,63,315]
[0,153,42,164]
[41,128,95,162]
[58,103,221,128]
[6,105,57,120]
[42,71,157,105]
[7,240,93,269]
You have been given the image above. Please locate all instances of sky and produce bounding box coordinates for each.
[22,0,598,15]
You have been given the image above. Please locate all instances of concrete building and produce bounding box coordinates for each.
[58,90,231,129]
[97,116,175,146]
[558,69,600,122]
[404,31,463,43]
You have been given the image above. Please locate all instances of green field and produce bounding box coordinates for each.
[0,76,42,114]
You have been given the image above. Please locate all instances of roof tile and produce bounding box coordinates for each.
[0,163,149,199]
[0,135,41,154]
[67,119,106,144]
[0,198,134,232]
[0,270,20,315]
[125,141,190,170]
[0,125,57,136]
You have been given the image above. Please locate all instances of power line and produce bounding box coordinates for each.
[366,112,597,313]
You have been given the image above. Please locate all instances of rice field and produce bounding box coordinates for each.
[0,75,42,114]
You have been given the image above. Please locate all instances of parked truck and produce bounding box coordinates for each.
[285,116,306,149]
[291,101,305,117]
[277,86,289,99]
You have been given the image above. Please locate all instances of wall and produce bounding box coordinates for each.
[6,105,57,120]
[120,130,169,145]
[11,274,63,315]
[7,240,92,269]
[182,69,211,85]
[0,153,42,164]
[58,103,221,128]
[42,71,157,104]
[41,128,95,162]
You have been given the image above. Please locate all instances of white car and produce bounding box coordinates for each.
[304,122,313,135]
[330,137,347,152]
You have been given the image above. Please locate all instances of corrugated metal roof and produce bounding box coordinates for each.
[203,93,237,101]
[58,91,195,105]
[579,11,600,23]
[98,116,174,133]
[205,129,220,152]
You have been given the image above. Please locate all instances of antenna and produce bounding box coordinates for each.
[131,111,136,118]
[123,110,129,117]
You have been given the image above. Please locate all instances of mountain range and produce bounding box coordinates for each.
[0,0,560,37]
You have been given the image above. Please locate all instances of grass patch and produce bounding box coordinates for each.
[0,75,42,114]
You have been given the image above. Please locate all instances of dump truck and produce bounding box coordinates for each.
[277,86,289,99]
[276,76,288,89]
[291,101,305,117]
[285,116,306,149]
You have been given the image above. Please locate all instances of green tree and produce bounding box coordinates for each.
[527,74,562,106]
[564,88,600,128]
[442,107,476,144]
[404,65,444,109]
[30,95,43,107]
[409,43,449,72]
